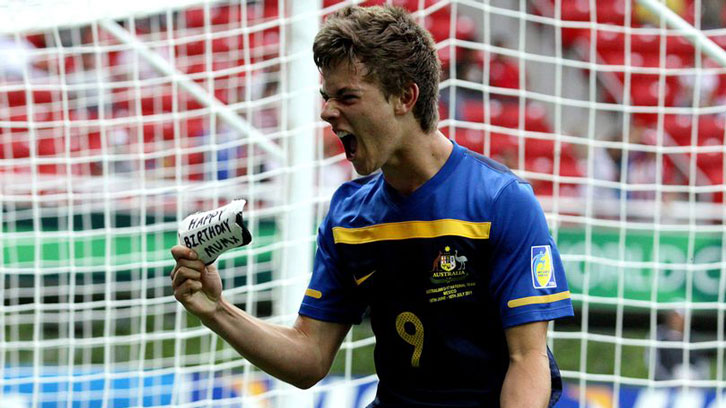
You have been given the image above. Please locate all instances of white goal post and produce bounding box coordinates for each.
[1,0,725,407]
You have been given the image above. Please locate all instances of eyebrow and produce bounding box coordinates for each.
[319,87,362,99]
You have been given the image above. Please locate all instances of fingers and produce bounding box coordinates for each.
[170,245,217,305]
[170,245,205,282]
[171,266,202,290]
[173,276,203,301]
[171,245,197,261]
[173,257,205,273]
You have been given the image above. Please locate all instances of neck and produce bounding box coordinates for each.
[382,130,453,196]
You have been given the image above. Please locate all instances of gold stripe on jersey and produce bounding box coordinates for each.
[305,288,322,299]
[332,219,491,244]
[507,291,571,309]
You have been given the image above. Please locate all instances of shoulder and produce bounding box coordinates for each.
[334,172,379,194]
[327,173,382,219]
[457,146,531,203]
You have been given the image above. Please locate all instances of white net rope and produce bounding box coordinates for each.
[437,1,725,406]
[1,0,725,407]
[0,0,334,406]
[0,0,205,34]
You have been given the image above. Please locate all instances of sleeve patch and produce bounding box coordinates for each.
[531,245,557,289]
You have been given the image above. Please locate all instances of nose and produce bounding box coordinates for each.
[320,100,339,123]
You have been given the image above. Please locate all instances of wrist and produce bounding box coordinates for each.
[198,296,229,327]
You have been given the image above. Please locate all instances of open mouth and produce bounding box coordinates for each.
[337,131,358,161]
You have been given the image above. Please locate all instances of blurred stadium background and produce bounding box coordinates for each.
[0,0,725,407]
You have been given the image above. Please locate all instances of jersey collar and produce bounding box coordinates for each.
[381,139,464,210]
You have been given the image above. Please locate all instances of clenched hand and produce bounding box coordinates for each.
[170,245,223,318]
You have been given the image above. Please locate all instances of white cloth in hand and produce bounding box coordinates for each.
[178,199,252,265]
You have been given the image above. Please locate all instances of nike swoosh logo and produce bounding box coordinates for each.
[355,270,376,286]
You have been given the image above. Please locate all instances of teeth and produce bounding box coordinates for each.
[336,131,352,139]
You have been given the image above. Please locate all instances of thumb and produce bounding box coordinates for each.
[203,262,218,277]
[200,263,221,290]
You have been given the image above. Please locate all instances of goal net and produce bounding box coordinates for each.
[1,0,724,407]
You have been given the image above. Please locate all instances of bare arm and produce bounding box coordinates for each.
[171,245,350,389]
[203,302,350,389]
[500,321,551,408]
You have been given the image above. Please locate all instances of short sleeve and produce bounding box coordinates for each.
[298,214,367,324]
[488,181,574,328]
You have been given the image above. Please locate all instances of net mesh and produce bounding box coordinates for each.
[1,0,725,407]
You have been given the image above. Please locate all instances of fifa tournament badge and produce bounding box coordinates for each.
[531,245,556,289]
[178,199,253,265]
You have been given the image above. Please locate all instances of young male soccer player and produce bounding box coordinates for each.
[171,5,574,407]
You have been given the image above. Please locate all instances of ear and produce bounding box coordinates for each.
[393,82,419,115]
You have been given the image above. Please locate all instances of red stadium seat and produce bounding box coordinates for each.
[489,132,519,158]
[456,128,485,153]
[523,104,550,132]
[457,100,572,187]
[26,34,46,48]
[424,10,451,43]
[666,35,694,57]
[140,91,204,115]
[438,102,450,122]
[143,122,175,143]
[630,80,678,107]
[703,166,723,202]
[524,139,556,158]
[184,117,207,138]
[4,90,57,107]
[460,101,552,133]
[557,0,590,22]
[696,138,724,170]
[489,57,521,91]
[175,37,233,57]
[593,30,691,56]
[461,101,485,123]
[493,103,520,128]
[212,5,242,26]
[632,32,661,53]
[36,137,61,157]
[664,114,726,146]
[698,115,725,140]
[0,114,31,159]
[451,128,519,160]
[551,0,634,25]
[598,1,628,25]
[183,7,206,28]
[596,30,626,52]
[0,138,30,159]
[524,153,582,197]
[182,4,246,28]
[84,131,103,152]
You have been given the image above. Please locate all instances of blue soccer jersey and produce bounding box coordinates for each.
[299,141,574,407]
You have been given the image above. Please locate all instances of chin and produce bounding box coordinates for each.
[354,168,374,176]
[352,162,378,176]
